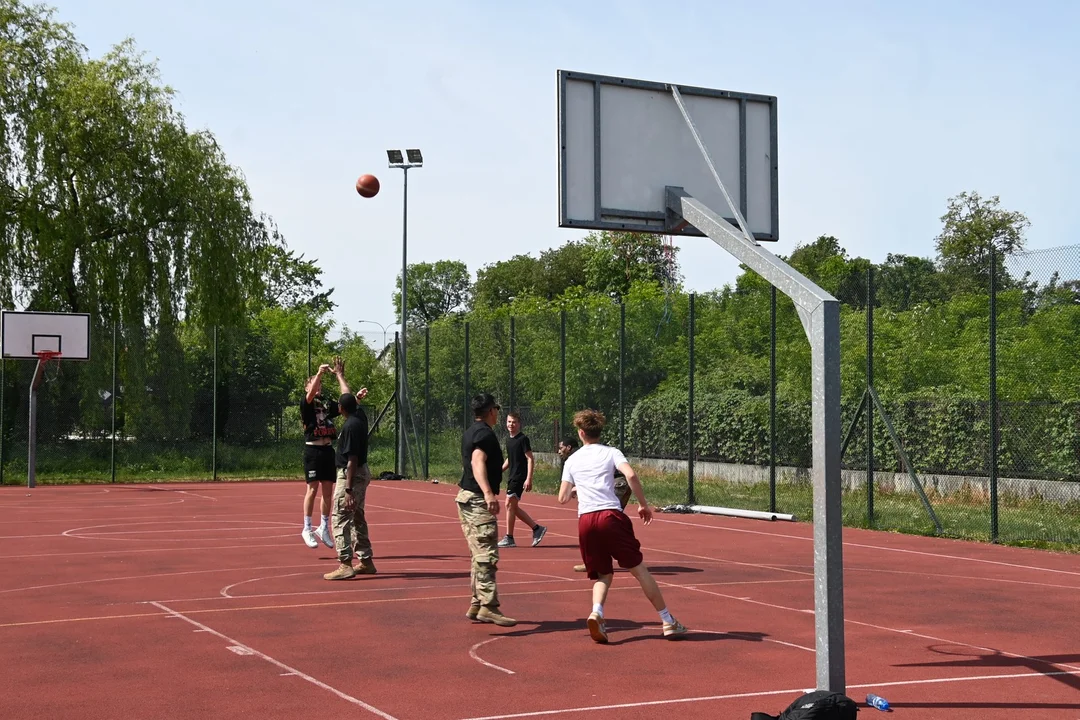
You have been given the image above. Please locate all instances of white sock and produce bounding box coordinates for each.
[592,603,603,617]
[303,517,312,530]
[320,515,330,529]
[659,607,674,624]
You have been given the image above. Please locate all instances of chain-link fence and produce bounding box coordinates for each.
[4,246,1077,547]
[401,246,1079,548]
[0,324,393,486]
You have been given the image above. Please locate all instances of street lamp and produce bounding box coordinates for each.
[356,319,398,351]
[387,148,422,475]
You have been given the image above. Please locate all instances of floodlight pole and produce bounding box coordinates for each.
[388,151,422,476]
[666,187,846,693]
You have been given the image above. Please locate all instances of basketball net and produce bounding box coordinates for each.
[35,351,62,386]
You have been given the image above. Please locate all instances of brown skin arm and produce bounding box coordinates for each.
[471,448,500,516]
[617,461,652,524]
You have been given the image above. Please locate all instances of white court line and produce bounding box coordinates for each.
[158,576,810,605]
[0,562,330,595]
[373,483,1080,579]
[648,515,1080,578]
[148,602,398,719]
[144,486,219,501]
[458,668,1080,719]
[0,535,463,561]
[667,583,1080,674]
[694,629,813,653]
[469,637,515,675]
[846,621,1080,677]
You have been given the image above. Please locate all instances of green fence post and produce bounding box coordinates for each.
[464,322,470,429]
[212,326,218,482]
[619,301,625,451]
[560,310,566,437]
[688,293,696,506]
[509,316,516,411]
[424,326,430,479]
[111,322,118,484]
[770,287,777,514]
[866,266,874,527]
[0,355,5,486]
[989,246,999,542]
[394,331,400,475]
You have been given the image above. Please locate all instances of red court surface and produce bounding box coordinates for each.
[1,480,1078,719]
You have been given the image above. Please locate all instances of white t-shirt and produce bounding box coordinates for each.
[561,443,629,516]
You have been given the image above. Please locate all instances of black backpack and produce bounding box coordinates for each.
[751,691,859,720]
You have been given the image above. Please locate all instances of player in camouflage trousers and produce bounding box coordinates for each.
[457,393,516,627]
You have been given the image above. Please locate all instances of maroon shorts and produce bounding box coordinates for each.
[577,508,643,580]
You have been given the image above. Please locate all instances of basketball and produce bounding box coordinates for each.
[355,174,380,198]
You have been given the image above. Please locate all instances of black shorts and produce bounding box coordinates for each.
[302,444,336,483]
[506,478,527,499]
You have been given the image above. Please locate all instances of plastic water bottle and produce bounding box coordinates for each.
[866,694,891,711]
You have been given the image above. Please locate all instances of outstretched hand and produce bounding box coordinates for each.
[356,387,369,400]
[638,504,653,525]
[333,356,345,376]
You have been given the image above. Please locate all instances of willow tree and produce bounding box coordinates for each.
[1,0,277,442]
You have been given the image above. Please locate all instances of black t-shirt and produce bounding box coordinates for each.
[460,420,504,495]
[300,395,340,443]
[506,432,532,482]
[335,410,369,469]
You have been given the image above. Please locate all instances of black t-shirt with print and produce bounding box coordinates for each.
[336,410,369,469]
[506,432,532,482]
[459,420,504,495]
[300,395,340,443]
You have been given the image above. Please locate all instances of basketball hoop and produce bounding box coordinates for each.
[34,350,63,386]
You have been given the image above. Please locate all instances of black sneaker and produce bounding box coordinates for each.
[531,525,548,547]
[497,535,516,548]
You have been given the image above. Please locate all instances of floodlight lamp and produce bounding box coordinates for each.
[386,149,404,165]
[406,149,423,165]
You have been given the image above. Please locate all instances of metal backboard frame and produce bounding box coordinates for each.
[1,310,91,361]
[558,69,779,241]
[556,69,845,693]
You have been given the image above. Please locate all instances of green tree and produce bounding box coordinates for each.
[876,253,944,311]
[0,3,271,329]
[583,231,680,298]
[394,260,471,324]
[935,191,1029,294]
[472,254,542,309]
[256,242,335,314]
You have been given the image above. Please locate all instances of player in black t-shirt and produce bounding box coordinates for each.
[497,411,547,548]
[323,391,376,580]
[298,357,363,549]
[456,392,516,627]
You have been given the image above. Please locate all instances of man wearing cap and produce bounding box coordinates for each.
[457,392,516,627]
[324,389,375,580]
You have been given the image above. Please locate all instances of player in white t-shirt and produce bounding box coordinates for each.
[558,409,688,644]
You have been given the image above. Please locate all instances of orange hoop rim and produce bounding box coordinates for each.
[35,350,62,362]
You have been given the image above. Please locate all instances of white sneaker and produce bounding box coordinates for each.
[317,524,334,549]
[301,527,318,548]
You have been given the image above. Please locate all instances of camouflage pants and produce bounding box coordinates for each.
[332,464,372,564]
[455,489,500,610]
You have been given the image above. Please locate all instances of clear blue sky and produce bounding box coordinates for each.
[50,0,1080,345]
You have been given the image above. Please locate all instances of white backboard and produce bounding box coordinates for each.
[558,70,778,241]
[1,311,91,360]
